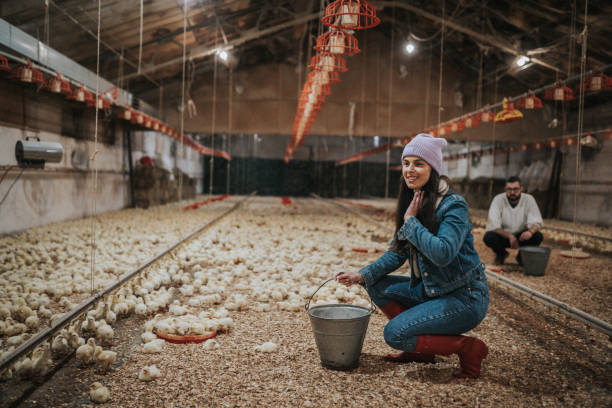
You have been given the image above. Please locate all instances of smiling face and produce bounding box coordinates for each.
[402,155,432,189]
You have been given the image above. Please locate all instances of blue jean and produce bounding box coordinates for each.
[365,275,489,352]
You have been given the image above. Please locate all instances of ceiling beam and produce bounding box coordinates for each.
[118,10,320,81]
[375,1,563,74]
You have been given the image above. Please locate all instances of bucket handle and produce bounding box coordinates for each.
[305,277,376,313]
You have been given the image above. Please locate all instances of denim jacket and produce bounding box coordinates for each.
[359,191,485,297]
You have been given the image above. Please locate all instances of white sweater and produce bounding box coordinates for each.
[485,193,543,234]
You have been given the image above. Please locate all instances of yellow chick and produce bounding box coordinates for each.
[89,382,110,404]
[93,346,117,373]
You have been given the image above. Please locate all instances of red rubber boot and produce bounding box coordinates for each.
[380,302,435,364]
[413,335,489,378]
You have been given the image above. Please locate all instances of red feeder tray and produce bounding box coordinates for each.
[314,30,360,55]
[321,0,381,30]
[155,330,217,344]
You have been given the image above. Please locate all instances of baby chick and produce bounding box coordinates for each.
[89,382,110,404]
[76,338,96,366]
[93,346,117,373]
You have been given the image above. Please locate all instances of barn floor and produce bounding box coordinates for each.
[1,196,610,407]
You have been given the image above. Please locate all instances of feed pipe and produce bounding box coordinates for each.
[311,194,612,338]
[0,192,256,373]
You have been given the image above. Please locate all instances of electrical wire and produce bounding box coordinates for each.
[572,0,589,263]
[88,0,102,295]
[0,169,24,208]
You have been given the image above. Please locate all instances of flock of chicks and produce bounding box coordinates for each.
[0,199,235,354]
[1,197,387,404]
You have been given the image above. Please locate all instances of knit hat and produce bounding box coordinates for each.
[401,133,448,175]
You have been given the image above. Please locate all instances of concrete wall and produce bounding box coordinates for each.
[0,125,129,235]
[558,142,612,226]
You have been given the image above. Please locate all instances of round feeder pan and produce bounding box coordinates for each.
[155,330,217,344]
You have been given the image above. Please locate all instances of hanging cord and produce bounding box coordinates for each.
[359,31,367,138]
[385,8,395,198]
[423,47,432,129]
[563,1,578,138]
[138,0,143,73]
[0,169,24,208]
[437,0,445,127]
[44,0,50,45]
[89,0,102,295]
[572,0,589,260]
[178,0,187,203]
[227,68,233,194]
[209,27,219,197]
[488,76,498,202]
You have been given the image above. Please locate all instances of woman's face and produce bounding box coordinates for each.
[402,155,431,190]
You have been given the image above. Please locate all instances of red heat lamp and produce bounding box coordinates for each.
[314,30,360,55]
[462,115,480,129]
[131,111,145,125]
[479,110,495,123]
[0,56,9,71]
[11,60,44,84]
[117,108,133,121]
[581,73,612,92]
[515,93,543,109]
[321,0,381,30]
[87,94,112,110]
[68,84,94,104]
[450,121,464,133]
[309,53,348,73]
[45,72,72,96]
[543,84,574,101]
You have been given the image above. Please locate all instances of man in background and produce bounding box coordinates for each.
[484,176,544,265]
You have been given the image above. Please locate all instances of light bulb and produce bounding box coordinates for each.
[516,55,530,67]
[405,43,415,54]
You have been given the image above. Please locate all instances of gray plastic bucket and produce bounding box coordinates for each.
[305,279,376,370]
[519,246,551,276]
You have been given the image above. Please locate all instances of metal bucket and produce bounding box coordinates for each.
[305,278,376,370]
[520,246,551,276]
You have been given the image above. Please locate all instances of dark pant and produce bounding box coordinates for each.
[483,230,543,257]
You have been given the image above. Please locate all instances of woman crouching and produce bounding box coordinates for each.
[336,133,489,379]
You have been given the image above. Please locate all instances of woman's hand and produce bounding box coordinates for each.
[335,271,364,286]
[404,190,424,220]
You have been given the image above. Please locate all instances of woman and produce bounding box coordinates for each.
[336,133,489,379]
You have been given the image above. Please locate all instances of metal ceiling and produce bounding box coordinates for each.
[1,0,610,104]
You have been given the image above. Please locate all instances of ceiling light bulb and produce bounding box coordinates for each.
[405,43,415,54]
[217,50,229,61]
[516,55,529,67]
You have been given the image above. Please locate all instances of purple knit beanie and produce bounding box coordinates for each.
[401,133,448,175]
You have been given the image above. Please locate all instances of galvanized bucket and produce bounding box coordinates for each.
[520,246,551,276]
[305,278,376,371]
